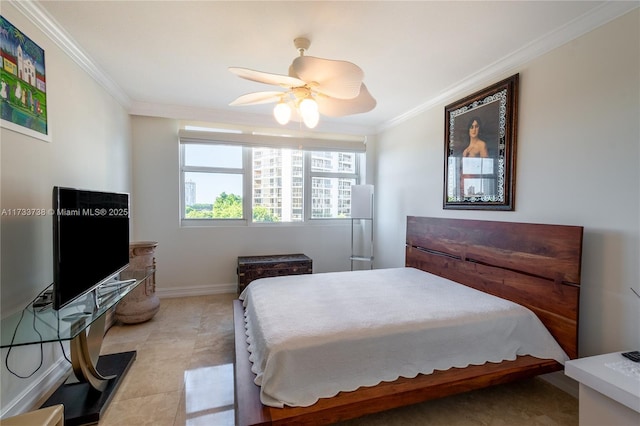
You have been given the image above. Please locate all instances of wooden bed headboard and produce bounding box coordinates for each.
[405,216,583,359]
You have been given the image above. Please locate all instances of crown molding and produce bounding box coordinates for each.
[10,0,132,108]
[12,1,637,135]
[130,101,376,136]
[377,1,639,133]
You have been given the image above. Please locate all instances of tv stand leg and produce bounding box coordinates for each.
[70,313,115,392]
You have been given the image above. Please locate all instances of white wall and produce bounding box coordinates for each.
[374,9,640,357]
[130,116,366,295]
[0,4,132,417]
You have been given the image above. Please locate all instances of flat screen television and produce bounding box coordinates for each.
[52,186,130,310]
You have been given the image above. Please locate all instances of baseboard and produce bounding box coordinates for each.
[155,282,236,299]
[540,370,579,399]
[0,355,71,419]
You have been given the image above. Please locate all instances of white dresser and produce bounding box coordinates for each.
[565,352,640,426]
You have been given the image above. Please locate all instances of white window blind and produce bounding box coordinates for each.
[178,128,367,153]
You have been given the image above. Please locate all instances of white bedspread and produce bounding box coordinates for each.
[240,267,568,408]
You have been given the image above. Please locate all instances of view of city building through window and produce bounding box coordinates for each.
[252,148,303,222]
[310,152,357,219]
[182,143,359,222]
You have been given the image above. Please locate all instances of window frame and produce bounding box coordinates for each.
[305,151,360,220]
[180,142,252,226]
[179,140,362,226]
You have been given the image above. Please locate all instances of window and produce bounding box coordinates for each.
[252,147,303,222]
[309,151,358,219]
[180,140,362,224]
[182,144,246,220]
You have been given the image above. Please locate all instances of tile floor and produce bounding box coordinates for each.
[98,294,578,426]
[99,294,236,426]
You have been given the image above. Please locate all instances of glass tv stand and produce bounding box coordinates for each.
[1,268,154,424]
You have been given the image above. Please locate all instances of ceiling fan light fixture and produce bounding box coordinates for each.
[274,101,292,125]
[299,97,319,128]
[229,36,375,130]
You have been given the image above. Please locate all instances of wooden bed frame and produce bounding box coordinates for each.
[233,216,583,425]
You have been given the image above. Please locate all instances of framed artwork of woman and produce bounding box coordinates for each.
[443,74,519,210]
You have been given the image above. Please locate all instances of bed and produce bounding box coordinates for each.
[233,216,583,425]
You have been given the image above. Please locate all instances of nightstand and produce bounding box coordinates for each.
[565,352,640,426]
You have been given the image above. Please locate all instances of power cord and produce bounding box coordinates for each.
[4,284,72,379]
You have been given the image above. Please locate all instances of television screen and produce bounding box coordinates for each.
[53,187,130,310]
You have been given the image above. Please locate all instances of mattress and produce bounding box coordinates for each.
[239,267,568,408]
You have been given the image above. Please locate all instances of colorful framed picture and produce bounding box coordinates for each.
[1,15,50,142]
[443,74,518,210]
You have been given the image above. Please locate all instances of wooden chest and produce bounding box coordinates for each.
[237,254,312,294]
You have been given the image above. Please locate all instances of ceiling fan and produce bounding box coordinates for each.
[229,37,376,128]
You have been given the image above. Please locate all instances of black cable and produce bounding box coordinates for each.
[4,307,44,378]
[3,283,71,379]
[55,309,72,365]
[58,340,72,364]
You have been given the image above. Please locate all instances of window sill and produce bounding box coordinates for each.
[180,218,352,228]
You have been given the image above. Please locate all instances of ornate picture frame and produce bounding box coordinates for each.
[443,74,518,210]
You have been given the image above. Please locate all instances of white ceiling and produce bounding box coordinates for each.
[21,1,638,134]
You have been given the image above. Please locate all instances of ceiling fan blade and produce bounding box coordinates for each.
[229,67,305,88]
[291,56,364,100]
[229,91,285,106]
[316,83,376,117]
